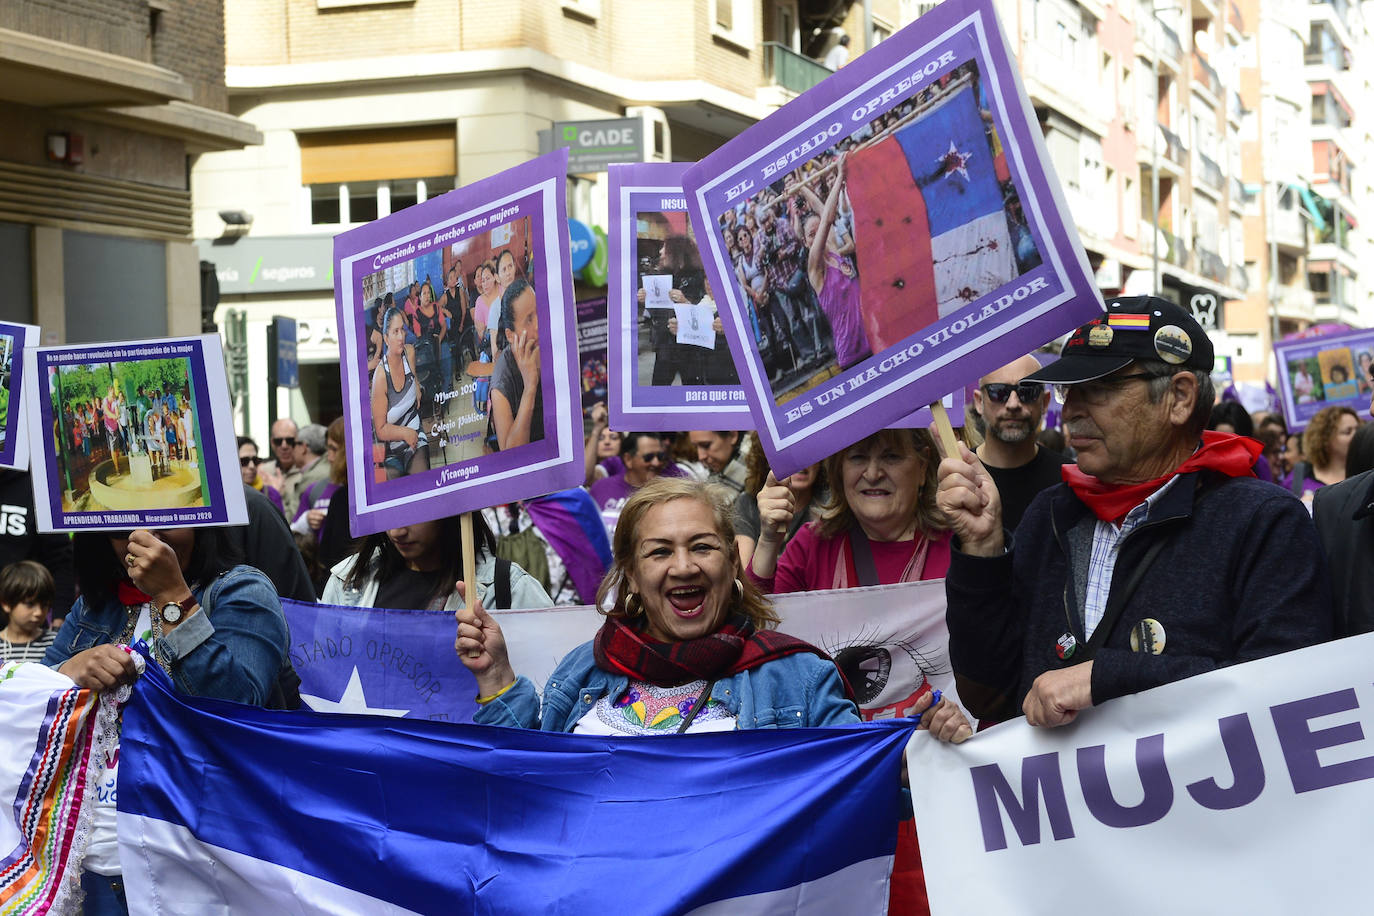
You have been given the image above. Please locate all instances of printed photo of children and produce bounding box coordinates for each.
[47,357,207,513]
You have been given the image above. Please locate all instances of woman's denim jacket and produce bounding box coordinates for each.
[44,565,288,707]
[474,640,860,732]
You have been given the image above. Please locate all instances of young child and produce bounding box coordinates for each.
[0,560,56,664]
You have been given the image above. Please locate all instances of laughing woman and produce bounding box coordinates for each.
[456,477,967,737]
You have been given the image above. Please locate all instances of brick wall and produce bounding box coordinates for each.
[0,0,151,60]
[153,0,229,111]
[1,0,231,112]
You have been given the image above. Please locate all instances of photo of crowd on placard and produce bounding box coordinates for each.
[634,212,739,388]
[717,59,1042,404]
[359,215,544,480]
[47,358,207,513]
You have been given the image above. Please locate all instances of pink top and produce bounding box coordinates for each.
[747,522,951,594]
[474,295,492,329]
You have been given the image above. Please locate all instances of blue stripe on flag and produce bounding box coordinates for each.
[893,84,1005,235]
[119,660,911,914]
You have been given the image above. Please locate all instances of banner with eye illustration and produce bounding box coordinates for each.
[683,0,1099,474]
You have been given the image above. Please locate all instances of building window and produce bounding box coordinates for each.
[307,177,454,227]
[299,126,455,228]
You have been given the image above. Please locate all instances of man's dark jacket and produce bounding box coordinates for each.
[1313,468,1374,637]
[947,471,1335,721]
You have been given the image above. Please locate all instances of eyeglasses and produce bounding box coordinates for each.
[638,452,668,464]
[1053,371,1171,406]
[981,382,1046,404]
[240,455,262,468]
[272,437,296,447]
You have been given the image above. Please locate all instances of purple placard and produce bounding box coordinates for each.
[24,336,245,533]
[683,0,1099,475]
[608,163,751,430]
[0,321,37,471]
[334,150,582,536]
[576,295,608,410]
[1273,327,1374,432]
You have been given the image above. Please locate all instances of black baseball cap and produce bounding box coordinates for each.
[1023,295,1215,386]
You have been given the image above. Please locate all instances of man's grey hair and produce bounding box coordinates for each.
[297,423,328,456]
[1138,359,1214,437]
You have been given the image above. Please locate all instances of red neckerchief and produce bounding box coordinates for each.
[593,613,855,699]
[1062,431,1262,523]
[116,581,153,606]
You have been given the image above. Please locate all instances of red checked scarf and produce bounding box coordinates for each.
[594,612,854,698]
[1062,431,1262,522]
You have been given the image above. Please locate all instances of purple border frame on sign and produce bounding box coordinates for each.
[609,163,752,430]
[683,0,1099,475]
[0,321,36,470]
[27,337,241,532]
[1273,327,1374,433]
[333,150,582,536]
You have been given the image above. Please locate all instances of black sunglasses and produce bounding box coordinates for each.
[639,451,668,464]
[240,455,262,468]
[272,437,296,447]
[981,382,1046,404]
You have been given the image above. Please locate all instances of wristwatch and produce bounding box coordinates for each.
[161,594,197,624]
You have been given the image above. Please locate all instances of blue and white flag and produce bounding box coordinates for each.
[117,659,913,915]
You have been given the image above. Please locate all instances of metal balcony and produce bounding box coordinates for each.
[762,43,831,96]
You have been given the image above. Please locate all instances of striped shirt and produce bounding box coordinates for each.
[1083,477,1180,638]
[0,628,56,665]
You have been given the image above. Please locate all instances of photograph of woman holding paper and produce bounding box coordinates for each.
[634,212,717,387]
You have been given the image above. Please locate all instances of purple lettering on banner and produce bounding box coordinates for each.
[1185,713,1266,810]
[1271,688,1374,793]
[969,753,1075,852]
[1076,734,1173,828]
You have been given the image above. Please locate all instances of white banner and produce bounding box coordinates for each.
[907,632,1374,914]
[498,580,971,724]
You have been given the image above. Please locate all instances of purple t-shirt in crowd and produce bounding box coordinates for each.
[589,474,640,536]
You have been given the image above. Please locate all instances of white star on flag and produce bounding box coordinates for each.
[939,141,973,182]
[300,667,410,717]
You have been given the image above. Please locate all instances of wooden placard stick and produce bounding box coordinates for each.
[929,400,963,462]
[461,512,479,658]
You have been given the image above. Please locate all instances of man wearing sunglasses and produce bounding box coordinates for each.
[589,432,668,535]
[259,417,300,519]
[938,296,1332,729]
[972,354,1070,531]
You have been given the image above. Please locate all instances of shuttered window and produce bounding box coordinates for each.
[299,126,455,185]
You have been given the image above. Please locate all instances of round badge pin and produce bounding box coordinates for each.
[1055,632,1078,660]
[1088,325,1114,348]
[1153,325,1192,364]
[1129,618,1167,655]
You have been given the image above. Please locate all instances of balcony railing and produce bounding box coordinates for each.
[1160,229,1192,270]
[1231,177,1255,205]
[1197,153,1224,191]
[1272,204,1306,248]
[1159,124,1187,167]
[1159,22,1184,61]
[1231,263,1249,292]
[1197,247,1228,284]
[1192,52,1222,98]
[762,43,831,96]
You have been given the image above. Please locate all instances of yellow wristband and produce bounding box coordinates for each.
[476,681,516,705]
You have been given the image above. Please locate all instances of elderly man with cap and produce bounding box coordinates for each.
[937,296,1334,727]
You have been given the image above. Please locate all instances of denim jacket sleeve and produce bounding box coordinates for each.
[158,566,287,706]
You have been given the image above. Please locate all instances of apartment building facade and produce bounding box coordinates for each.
[194,0,903,438]
[0,0,258,344]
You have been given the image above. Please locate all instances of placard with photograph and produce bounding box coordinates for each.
[683,0,1099,474]
[576,295,608,411]
[334,150,582,536]
[0,322,37,471]
[25,336,246,532]
[1274,326,1374,432]
[608,162,750,431]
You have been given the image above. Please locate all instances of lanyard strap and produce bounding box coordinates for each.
[676,678,717,733]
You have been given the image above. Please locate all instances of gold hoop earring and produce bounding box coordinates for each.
[625,592,643,617]
[732,578,744,604]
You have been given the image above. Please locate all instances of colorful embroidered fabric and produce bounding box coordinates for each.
[0,660,124,915]
[589,679,732,736]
